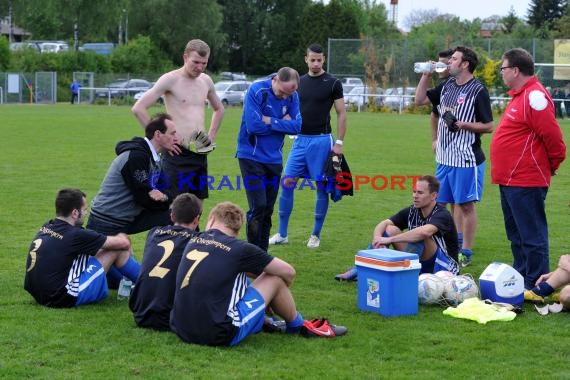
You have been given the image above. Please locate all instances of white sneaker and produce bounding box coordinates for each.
[269,233,288,245]
[307,235,320,248]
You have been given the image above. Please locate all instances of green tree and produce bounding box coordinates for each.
[526,0,568,30]
[110,36,170,74]
[501,6,521,34]
[0,36,9,70]
[129,0,225,70]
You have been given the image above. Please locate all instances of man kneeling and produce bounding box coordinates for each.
[170,201,347,346]
[335,175,459,281]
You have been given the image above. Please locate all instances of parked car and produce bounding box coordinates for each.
[341,77,364,94]
[80,43,115,55]
[133,88,164,104]
[10,42,41,52]
[220,72,247,81]
[383,87,416,110]
[344,85,384,107]
[39,42,69,53]
[215,81,251,106]
[96,79,153,99]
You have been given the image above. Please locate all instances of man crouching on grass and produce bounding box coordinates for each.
[170,201,347,346]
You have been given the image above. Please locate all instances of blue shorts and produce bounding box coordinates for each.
[284,134,333,181]
[435,163,484,204]
[407,243,459,275]
[75,257,109,306]
[228,286,266,346]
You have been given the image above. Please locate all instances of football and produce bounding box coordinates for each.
[418,273,445,304]
[443,275,479,306]
[434,270,454,285]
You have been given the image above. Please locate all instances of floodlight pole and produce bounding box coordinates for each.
[124,9,128,44]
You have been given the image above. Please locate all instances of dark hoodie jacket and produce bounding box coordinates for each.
[90,137,169,226]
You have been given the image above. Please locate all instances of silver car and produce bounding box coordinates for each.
[344,85,384,107]
[215,81,251,106]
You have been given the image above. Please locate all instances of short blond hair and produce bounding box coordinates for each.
[208,202,245,233]
[184,39,210,57]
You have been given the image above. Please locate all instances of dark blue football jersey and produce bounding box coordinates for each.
[129,225,196,330]
[24,219,107,307]
[170,229,273,346]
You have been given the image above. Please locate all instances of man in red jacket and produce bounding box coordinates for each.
[490,48,566,292]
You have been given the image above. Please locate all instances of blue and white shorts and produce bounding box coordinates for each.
[228,286,266,346]
[74,257,109,306]
[435,163,484,204]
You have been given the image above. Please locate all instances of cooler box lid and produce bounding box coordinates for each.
[356,248,420,271]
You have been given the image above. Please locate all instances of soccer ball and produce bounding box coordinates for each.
[443,275,479,306]
[434,270,454,283]
[418,273,444,305]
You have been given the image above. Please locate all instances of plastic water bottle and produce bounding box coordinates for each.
[117,277,133,300]
[414,62,448,74]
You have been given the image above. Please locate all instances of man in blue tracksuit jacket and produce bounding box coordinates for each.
[236,67,302,251]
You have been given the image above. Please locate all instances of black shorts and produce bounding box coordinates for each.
[162,147,209,199]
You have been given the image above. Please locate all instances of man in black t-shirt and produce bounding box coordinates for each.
[335,175,459,281]
[269,43,347,249]
[24,188,140,308]
[129,193,201,330]
[170,202,347,346]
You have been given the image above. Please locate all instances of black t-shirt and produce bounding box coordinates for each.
[170,229,274,346]
[24,219,107,307]
[390,203,459,262]
[129,225,196,330]
[298,72,343,135]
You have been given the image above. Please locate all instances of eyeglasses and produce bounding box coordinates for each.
[499,66,515,73]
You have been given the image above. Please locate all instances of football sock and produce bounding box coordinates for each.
[461,248,473,258]
[278,187,294,237]
[286,312,304,334]
[107,265,123,282]
[118,256,141,282]
[532,282,555,297]
[311,189,329,237]
[457,232,463,249]
[404,241,425,256]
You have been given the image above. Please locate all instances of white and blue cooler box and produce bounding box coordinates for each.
[355,248,421,317]
[479,262,524,306]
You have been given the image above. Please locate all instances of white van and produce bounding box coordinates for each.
[40,42,69,53]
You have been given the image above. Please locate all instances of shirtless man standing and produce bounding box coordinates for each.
[132,39,225,203]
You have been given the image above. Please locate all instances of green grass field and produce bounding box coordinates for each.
[1,105,569,379]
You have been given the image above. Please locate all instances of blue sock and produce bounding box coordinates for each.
[107,265,123,284]
[311,189,329,237]
[278,187,294,237]
[461,248,473,258]
[457,232,463,249]
[285,312,304,333]
[117,256,141,282]
[404,242,425,256]
[533,282,555,297]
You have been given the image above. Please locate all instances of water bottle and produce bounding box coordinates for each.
[117,277,133,300]
[414,61,448,74]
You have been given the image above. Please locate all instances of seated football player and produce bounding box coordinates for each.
[524,254,570,308]
[335,175,459,281]
[129,193,202,330]
[24,188,140,308]
[170,201,347,346]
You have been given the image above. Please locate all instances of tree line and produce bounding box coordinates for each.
[0,0,568,79]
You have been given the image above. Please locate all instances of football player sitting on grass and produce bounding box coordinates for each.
[335,175,459,281]
[170,201,347,346]
[524,254,570,308]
